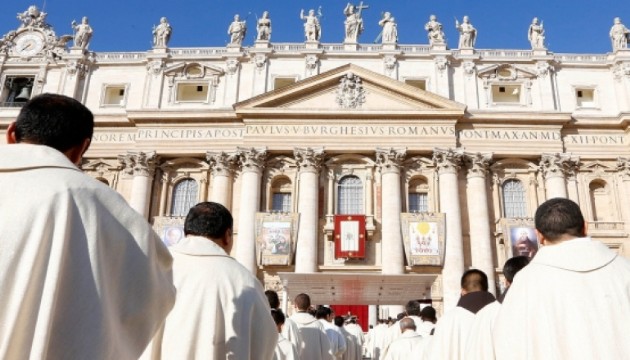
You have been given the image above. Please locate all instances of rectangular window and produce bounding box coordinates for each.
[273,77,297,90]
[405,79,427,91]
[576,88,595,108]
[492,84,521,104]
[409,193,428,212]
[176,83,209,102]
[1,76,34,107]
[272,193,291,212]
[102,85,127,106]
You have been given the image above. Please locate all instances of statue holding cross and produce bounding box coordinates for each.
[344,2,368,43]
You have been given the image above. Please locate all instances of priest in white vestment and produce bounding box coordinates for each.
[465,256,530,360]
[144,202,278,359]
[271,308,299,360]
[345,318,364,358]
[0,94,175,360]
[369,321,390,359]
[335,316,359,360]
[417,306,437,337]
[382,318,426,360]
[493,198,630,359]
[427,269,497,360]
[316,307,347,359]
[266,290,302,352]
[290,293,334,360]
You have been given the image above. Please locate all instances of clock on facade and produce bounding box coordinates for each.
[13,31,45,57]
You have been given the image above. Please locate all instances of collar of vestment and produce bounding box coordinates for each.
[533,237,616,272]
[457,291,496,314]
[401,330,421,338]
[0,144,80,171]
[169,235,230,257]
[291,311,319,325]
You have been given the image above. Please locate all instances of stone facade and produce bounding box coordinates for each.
[2,7,630,317]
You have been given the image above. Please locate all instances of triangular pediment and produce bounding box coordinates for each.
[235,64,466,118]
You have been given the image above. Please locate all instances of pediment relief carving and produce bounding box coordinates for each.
[477,63,538,80]
[163,62,224,81]
[581,161,615,172]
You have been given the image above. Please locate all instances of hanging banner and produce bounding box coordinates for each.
[334,215,366,259]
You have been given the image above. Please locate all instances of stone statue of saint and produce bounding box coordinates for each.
[257,11,272,41]
[17,6,47,29]
[378,12,397,44]
[455,16,476,48]
[227,14,246,46]
[424,15,445,45]
[153,17,172,48]
[71,17,93,50]
[610,17,630,51]
[300,9,321,42]
[528,17,545,49]
[344,3,366,43]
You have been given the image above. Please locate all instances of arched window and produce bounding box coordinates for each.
[502,179,527,218]
[171,178,198,216]
[589,180,611,221]
[271,177,292,212]
[408,177,429,212]
[338,175,363,214]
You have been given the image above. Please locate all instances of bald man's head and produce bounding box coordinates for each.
[399,317,417,333]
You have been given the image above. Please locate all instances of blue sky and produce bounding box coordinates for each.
[3,0,629,53]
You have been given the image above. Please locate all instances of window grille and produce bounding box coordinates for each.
[502,179,527,218]
[338,176,363,214]
[272,193,291,212]
[171,178,198,216]
[409,193,428,212]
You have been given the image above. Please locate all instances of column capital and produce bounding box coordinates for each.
[376,147,407,174]
[238,147,267,174]
[206,150,240,177]
[464,152,493,178]
[118,151,158,177]
[294,147,325,173]
[539,153,579,180]
[433,148,463,175]
[617,157,630,180]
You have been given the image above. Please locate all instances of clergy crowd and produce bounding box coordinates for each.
[2,93,630,359]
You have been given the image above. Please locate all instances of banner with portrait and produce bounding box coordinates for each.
[152,216,186,247]
[502,218,539,259]
[401,212,446,266]
[255,212,299,266]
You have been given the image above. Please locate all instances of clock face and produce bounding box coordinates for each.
[14,32,45,57]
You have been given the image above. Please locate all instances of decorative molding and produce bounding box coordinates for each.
[118,151,158,177]
[432,148,463,175]
[225,58,240,75]
[336,72,366,109]
[305,54,319,74]
[294,147,325,173]
[206,150,240,177]
[462,61,476,76]
[435,57,449,73]
[253,54,267,73]
[539,153,579,179]
[383,55,397,74]
[146,59,165,76]
[617,157,630,179]
[375,147,407,174]
[464,152,493,178]
[238,147,267,173]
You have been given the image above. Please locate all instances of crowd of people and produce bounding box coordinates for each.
[2,93,630,359]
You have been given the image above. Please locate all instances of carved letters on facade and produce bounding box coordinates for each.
[336,72,366,109]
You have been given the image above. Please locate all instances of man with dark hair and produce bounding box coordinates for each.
[381,318,426,360]
[493,198,630,359]
[428,269,497,360]
[266,290,301,352]
[316,307,346,359]
[0,93,175,359]
[498,255,529,302]
[146,202,277,359]
[334,316,360,360]
[271,309,299,360]
[290,293,333,360]
[418,306,437,337]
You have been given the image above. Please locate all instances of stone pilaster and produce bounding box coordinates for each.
[235,147,267,273]
[375,147,406,275]
[206,150,239,210]
[294,147,325,273]
[617,158,630,232]
[464,152,496,295]
[433,148,464,310]
[540,153,579,199]
[118,151,158,217]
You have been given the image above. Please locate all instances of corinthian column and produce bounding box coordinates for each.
[617,158,630,232]
[118,151,157,217]
[235,147,267,273]
[540,153,579,199]
[206,151,239,210]
[376,147,407,275]
[464,152,496,295]
[433,148,464,310]
[294,148,325,273]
